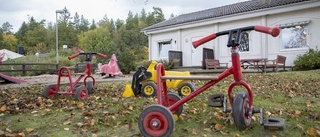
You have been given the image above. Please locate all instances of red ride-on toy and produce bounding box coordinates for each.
[42,52,108,101]
[138,26,286,136]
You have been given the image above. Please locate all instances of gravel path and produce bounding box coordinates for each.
[0,74,132,89]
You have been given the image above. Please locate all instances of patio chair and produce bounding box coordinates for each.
[204,59,228,69]
[265,55,286,72]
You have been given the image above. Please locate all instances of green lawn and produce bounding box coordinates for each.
[0,70,319,137]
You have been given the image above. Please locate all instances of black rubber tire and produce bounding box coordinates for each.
[232,92,252,130]
[162,93,183,116]
[42,84,58,99]
[86,81,94,94]
[138,104,175,137]
[141,81,157,97]
[75,85,88,101]
[177,82,195,97]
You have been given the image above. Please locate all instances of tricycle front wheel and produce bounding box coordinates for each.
[75,85,88,101]
[232,92,252,130]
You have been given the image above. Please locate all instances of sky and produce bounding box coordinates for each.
[0,0,248,33]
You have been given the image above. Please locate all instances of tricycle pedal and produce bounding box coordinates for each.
[207,94,224,107]
[264,118,286,131]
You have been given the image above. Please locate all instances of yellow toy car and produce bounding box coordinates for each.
[123,61,195,97]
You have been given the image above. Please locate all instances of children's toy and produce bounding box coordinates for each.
[122,61,195,97]
[42,52,108,101]
[138,26,286,136]
[98,54,123,77]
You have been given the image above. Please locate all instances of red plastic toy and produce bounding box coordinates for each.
[42,52,108,101]
[138,26,285,136]
[98,54,123,77]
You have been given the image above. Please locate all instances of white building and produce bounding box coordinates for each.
[141,0,320,68]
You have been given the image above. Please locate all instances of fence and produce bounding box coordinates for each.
[0,63,59,76]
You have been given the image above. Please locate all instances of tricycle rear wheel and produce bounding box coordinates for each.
[42,84,58,99]
[138,104,174,137]
[162,93,183,116]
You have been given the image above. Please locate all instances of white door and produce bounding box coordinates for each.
[191,37,203,66]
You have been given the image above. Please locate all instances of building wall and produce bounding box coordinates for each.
[148,3,320,67]
[266,7,320,66]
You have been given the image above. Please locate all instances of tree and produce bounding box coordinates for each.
[1,34,18,51]
[90,19,97,30]
[15,22,29,48]
[0,27,3,42]
[2,22,13,34]
[59,7,73,25]
[115,19,124,30]
[78,27,111,53]
[79,15,90,33]
[73,12,81,33]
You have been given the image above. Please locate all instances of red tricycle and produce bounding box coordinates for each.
[42,52,108,101]
[138,26,286,136]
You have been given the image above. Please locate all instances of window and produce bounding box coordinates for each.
[159,43,171,58]
[158,39,172,58]
[279,20,310,50]
[239,31,250,52]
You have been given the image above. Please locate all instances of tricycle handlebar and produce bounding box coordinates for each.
[192,25,280,48]
[68,52,108,60]
[68,53,80,60]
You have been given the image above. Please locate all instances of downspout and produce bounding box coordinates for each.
[143,31,152,61]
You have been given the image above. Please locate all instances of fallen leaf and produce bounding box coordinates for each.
[173,114,179,121]
[296,124,304,131]
[18,132,25,137]
[128,105,133,110]
[306,101,312,107]
[25,128,34,132]
[307,127,318,137]
[64,128,69,131]
[191,129,197,135]
[214,123,223,131]
[5,128,12,133]
[77,102,84,108]
[295,110,301,115]
[0,105,6,112]
[63,121,71,125]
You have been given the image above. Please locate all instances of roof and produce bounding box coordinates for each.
[142,0,313,31]
[0,49,24,62]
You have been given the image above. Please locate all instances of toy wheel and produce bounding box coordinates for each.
[162,93,183,116]
[75,85,88,101]
[177,82,195,97]
[42,84,58,99]
[86,81,94,94]
[232,92,252,130]
[141,81,157,97]
[138,104,175,137]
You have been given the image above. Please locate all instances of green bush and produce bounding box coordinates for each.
[293,48,320,70]
[158,59,172,70]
